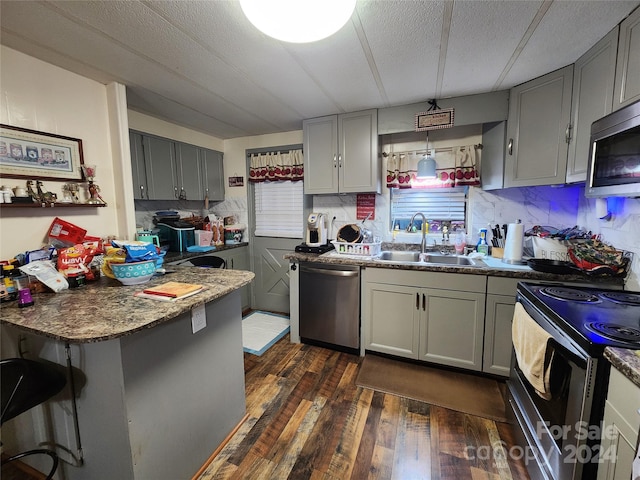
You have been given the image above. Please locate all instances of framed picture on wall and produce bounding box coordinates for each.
[0,124,85,181]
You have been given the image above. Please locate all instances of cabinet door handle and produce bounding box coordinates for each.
[140,185,145,198]
[416,293,419,310]
[508,138,513,156]
[174,187,179,199]
[338,154,342,168]
[565,124,572,143]
[422,293,426,311]
[179,188,187,200]
[333,154,337,168]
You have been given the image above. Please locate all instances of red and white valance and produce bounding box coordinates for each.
[248,149,304,182]
[386,145,481,189]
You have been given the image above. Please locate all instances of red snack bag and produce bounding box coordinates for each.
[57,243,97,276]
[48,217,87,247]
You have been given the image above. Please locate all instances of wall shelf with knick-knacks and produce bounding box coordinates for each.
[0,202,106,208]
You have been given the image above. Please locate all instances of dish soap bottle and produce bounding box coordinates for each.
[476,228,489,255]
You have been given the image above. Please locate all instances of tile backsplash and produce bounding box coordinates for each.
[134,198,248,232]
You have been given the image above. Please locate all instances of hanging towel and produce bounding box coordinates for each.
[512,302,555,400]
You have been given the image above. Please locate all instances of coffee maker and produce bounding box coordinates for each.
[306,213,328,246]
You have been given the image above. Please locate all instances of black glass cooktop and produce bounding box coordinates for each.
[517,282,640,352]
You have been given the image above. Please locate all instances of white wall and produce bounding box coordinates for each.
[0,46,126,258]
[128,110,224,152]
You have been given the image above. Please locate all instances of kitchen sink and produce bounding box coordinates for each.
[376,251,478,267]
[378,251,422,262]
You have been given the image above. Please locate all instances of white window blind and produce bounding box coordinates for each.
[391,187,467,226]
[254,180,304,238]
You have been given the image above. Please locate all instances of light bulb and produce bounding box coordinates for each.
[240,0,357,43]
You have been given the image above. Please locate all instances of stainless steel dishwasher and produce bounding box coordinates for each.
[299,262,360,351]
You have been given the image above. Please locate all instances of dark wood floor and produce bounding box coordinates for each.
[198,336,530,480]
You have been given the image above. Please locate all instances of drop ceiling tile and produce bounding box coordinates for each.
[357,0,444,105]
[501,0,639,89]
[442,0,541,95]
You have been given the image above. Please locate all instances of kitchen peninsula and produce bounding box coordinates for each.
[0,266,254,480]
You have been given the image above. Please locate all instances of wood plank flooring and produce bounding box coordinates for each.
[198,336,530,480]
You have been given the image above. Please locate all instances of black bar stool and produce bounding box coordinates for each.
[1,358,67,480]
[186,256,226,268]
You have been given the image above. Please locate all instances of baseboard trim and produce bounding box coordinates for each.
[191,412,250,480]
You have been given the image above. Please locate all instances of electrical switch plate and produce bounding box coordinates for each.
[191,304,206,334]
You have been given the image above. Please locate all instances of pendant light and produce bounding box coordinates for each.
[239,0,357,43]
[417,133,437,178]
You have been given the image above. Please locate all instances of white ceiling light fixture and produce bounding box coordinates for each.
[239,0,357,43]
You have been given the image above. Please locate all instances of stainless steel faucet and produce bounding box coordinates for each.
[409,212,427,254]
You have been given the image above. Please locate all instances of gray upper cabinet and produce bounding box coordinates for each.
[303,109,379,194]
[129,130,224,201]
[130,131,149,200]
[200,148,225,202]
[144,135,180,200]
[175,142,203,200]
[480,121,508,191]
[504,65,574,188]
[566,27,619,184]
[614,6,640,110]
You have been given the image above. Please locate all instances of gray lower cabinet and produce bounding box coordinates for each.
[505,65,573,188]
[483,277,518,377]
[566,27,619,184]
[418,287,485,371]
[129,130,224,201]
[363,281,420,359]
[362,268,486,371]
[597,368,640,480]
[614,6,640,110]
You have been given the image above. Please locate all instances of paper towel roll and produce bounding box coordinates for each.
[503,222,524,264]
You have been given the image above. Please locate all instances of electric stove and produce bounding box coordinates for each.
[517,282,640,355]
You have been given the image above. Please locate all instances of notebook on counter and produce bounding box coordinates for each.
[135,281,205,302]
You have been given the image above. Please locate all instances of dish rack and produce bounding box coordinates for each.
[331,240,381,257]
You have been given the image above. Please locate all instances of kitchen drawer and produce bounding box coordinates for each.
[365,268,486,293]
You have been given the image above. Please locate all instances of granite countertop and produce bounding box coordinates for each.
[0,266,254,344]
[284,243,625,285]
[604,348,640,388]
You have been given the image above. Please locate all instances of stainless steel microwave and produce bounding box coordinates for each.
[586,99,640,198]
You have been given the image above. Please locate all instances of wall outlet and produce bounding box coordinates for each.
[191,304,206,334]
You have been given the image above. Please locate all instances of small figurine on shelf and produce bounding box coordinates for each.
[26,180,39,203]
[81,164,105,204]
[62,183,80,203]
[36,181,57,204]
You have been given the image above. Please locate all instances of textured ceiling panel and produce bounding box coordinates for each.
[283,23,385,113]
[500,0,639,89]
[48,1,304,132]
[1,0,639,139]
[443,0,541,96]
[357,0,445,106]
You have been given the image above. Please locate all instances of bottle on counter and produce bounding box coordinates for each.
[476,228,489,255]
[2,265,19,301]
